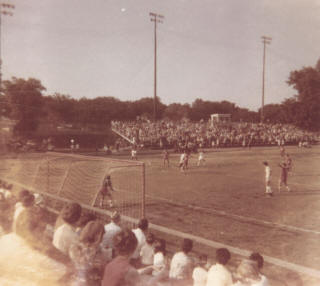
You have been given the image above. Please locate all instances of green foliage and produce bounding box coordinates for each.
[287,63,320,131]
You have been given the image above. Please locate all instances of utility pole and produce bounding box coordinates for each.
[0,2,14,94]
[149,12,164,122]
[261,36,271,123]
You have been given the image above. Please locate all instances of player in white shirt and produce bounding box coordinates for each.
[131,148,138,160]
[263,162,273,197]
[197,150,205,166]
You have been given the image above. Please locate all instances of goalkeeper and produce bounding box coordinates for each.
[98,175,115,208]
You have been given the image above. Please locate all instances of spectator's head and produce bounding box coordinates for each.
[138,218,148,231]
[216,248,231,265]
[263,161,268,166]
[21,194,35,208]
[18,189,30,201]
[113,228,137,257]
[249,252,264,270]
[61,202,82,225]
[181,238,193,254]
[80,220,105,247]
[236,259,260,282]
[197,254,208,268]
[154,238,166,254]
[146,232,155,245]
[111,211,121,224]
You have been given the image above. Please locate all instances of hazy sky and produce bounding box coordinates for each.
[2,0,320,110]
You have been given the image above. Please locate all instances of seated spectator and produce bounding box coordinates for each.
[249,252,269,286]
[206,248,233,286]
[69,220,111,286]
[169,238,194,284]
[75,212,97,235]
[53,202,82,255]
[13,192,35,232]
[101,228,146,286]
[131,218,149,267]
[193,254,209,286]
[140,232,155,266]
[233,259,268,286]
[151,238,168,280]
[101,211,122,257]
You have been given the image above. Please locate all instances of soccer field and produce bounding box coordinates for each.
[1,146,320,285]
[135,146,320,283]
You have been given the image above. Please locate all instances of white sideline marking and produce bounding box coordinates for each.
[146,194,320,235]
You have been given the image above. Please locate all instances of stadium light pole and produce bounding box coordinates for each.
[150,12,164,122]
[0,3,14,95]
[261,36,272,123]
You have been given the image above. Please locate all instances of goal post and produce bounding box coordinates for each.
[1,152,146,219]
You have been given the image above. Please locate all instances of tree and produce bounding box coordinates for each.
[3,77,45,135]
[287,64,320,130]
[163,103,190,121]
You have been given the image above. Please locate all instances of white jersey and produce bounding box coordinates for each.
[198,152,204,160]
[180,153,186,164]
[265,166,271,181]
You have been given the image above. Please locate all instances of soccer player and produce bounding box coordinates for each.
[163,149,169,167]
[278,161,290,192]
[197,150,205,166]
[263,161,273,196]
[285,153,293,173]
[97,175,115,208]
[179,152,186,172]
[280,146,286,157]
[131,147,138,160]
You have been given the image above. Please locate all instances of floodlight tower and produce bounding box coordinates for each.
[261,36,272,123]
[0,2,14,94]
[149,12,164,122]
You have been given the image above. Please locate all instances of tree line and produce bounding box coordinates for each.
[0,58,319,136]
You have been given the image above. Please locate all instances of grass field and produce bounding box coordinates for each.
[1,145,320,285]
[134,145,320,284]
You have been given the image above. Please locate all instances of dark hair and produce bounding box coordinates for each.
[113,228,137,256]
[249,252,264,269]
[181,238,193,254]
[146,232,155,244]
[21,194,35,207]
[80,220,105,246]
[154,238,166,254]
[216,248,231,265]
[18,189,30,201]
[61,202,82,225]
[138,218,149,231]
[263,161,268,166]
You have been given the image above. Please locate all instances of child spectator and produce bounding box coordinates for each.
[193,254,209,286]
[131,218,149,267]
[249,252,269,286]
[53,202,82,255]
[206,248,233,286]
[169,238,194,284]
[140,232,155,266]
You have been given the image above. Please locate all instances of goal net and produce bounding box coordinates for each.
[0,152,145,220]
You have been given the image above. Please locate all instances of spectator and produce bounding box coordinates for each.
[69,220,110,286]
[101,228,145,286]
[169,238,194,284]
[53,202,82,255]
[140,232,155,266]
[12,192,35,232]
[233,258,268,286]
[193,254,209,286]
[76,212,97,235]
[131,218,149,267]
[206,248,233,286]
[249,252,269,286]
[151,238,168,280]
[101,211,122,257]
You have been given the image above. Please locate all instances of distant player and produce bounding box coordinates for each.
[278,161,290,192]
[263,161,273,196]
[285,154,293,173]
[280,146,286,157]
[131,147,138,160]
[197,150,205,166]
[163,149,170,167]
[97,175,115,208]
[179,151,187,172]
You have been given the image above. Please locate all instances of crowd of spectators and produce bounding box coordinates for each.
[111,119,318,151]
[0,179,306,286]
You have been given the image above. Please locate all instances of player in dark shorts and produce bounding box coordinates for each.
[278,162,290,192]
[97,175,115,208]
[163,149,169,167]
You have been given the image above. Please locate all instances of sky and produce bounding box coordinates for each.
[1,0,320,111]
